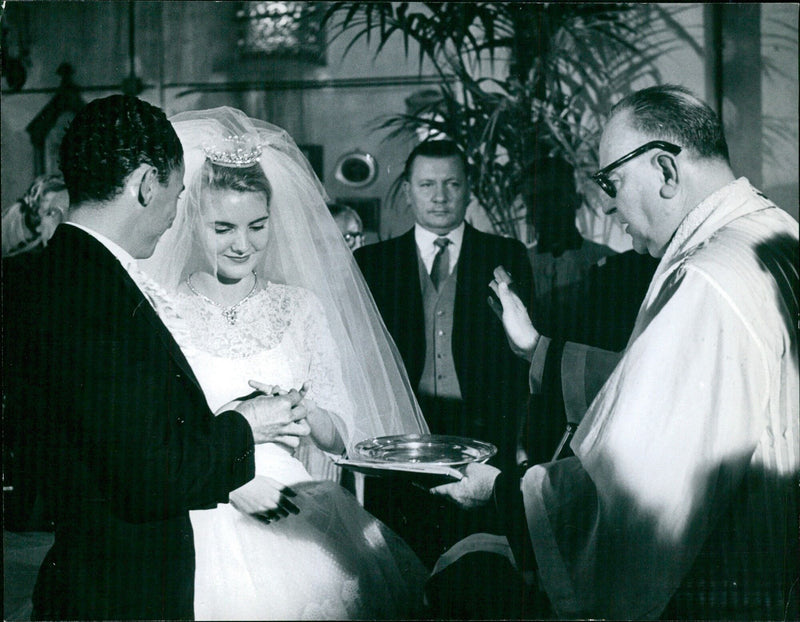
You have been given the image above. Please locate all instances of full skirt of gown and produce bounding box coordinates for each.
[167,286,428,620]
[191,445,427,620]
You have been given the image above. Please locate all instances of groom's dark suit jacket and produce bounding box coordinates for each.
[2,226,255,620]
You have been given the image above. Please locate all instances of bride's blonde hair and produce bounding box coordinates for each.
[201,162,272,205]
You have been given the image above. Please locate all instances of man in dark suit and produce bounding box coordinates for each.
[354,139,532,569]
[2,95,309,620]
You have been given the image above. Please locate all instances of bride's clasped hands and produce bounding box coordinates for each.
[217,380,308,523]
[216,377,349,526]
[261,380,347,455]
[216,379,311,446]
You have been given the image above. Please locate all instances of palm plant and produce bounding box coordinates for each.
[322,2,691,239]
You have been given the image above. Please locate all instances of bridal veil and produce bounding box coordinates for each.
[141,107,428,451]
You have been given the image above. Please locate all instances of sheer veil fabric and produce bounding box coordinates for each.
[138,109,430,619]
[141,107,428,451]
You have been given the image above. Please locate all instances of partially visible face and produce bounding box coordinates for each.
[405,155,469,235]
[141,164,185,258]
[37,189,69,241]
[335,214,363,251]
[598,113,672,257]
[201,188,270,283]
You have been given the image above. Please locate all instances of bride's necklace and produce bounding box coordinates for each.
[186,272,258,325]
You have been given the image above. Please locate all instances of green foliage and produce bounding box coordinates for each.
[323,2,691,238]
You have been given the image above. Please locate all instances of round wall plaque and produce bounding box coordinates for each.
[334,151,378,188]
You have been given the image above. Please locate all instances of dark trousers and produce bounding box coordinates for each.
[425,550,553,620]
[364,476,479,569]
[365,396,555,619]
[364,396,502,569]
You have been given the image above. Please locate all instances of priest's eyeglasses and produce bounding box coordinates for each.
[592,140,681,198]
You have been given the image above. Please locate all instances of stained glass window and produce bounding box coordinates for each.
[237,1,325,64]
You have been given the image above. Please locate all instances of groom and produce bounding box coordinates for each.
[2,95,308,620]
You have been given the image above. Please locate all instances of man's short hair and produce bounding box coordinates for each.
[610,84,730,163]
[59,95,183,205]
[403,139,469,181]
[328,202,363,227]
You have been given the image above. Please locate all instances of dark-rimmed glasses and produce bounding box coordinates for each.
[343,232,363,244]
[592,140,681,198]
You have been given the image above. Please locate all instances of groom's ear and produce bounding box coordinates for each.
[136,165,160,207]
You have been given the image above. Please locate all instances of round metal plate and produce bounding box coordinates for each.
[353,434,497,467]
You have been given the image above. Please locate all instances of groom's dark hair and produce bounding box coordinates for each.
[59,95,183,205]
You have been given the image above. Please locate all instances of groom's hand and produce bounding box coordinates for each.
[227,381,311,446]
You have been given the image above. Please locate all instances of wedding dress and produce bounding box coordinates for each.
[162,283,427,620]
[139,106,430,620]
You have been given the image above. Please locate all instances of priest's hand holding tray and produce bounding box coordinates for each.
[336,434,497,488]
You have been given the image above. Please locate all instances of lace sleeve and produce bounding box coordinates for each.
[292,288,355,444]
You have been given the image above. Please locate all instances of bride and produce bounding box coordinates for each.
[140,107,429,620]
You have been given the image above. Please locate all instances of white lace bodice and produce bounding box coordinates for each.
[161,282,354,444]
[176,282,298,358]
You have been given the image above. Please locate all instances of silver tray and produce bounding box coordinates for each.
[353,434,497,467]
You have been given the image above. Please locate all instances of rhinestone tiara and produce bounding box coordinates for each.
[202,135,263,168]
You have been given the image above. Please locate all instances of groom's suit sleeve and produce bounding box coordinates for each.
[2,238,256,524]
[77,261,256,522]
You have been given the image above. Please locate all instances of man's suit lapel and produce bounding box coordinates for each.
[119,268,204,391]
[60,227,203,392]
[452,225,482,384]
[401,229,423,302]
[453,223,477,304]
[395,230,425,382]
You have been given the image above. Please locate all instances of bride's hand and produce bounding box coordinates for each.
[258,381,345,455]
[225,381,312,446]
[229,475,300,522]
[304,400,346,455]
[258,381,310,403]
[215,398,242,415]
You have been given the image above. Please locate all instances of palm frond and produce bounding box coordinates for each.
[323,1,696,239]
